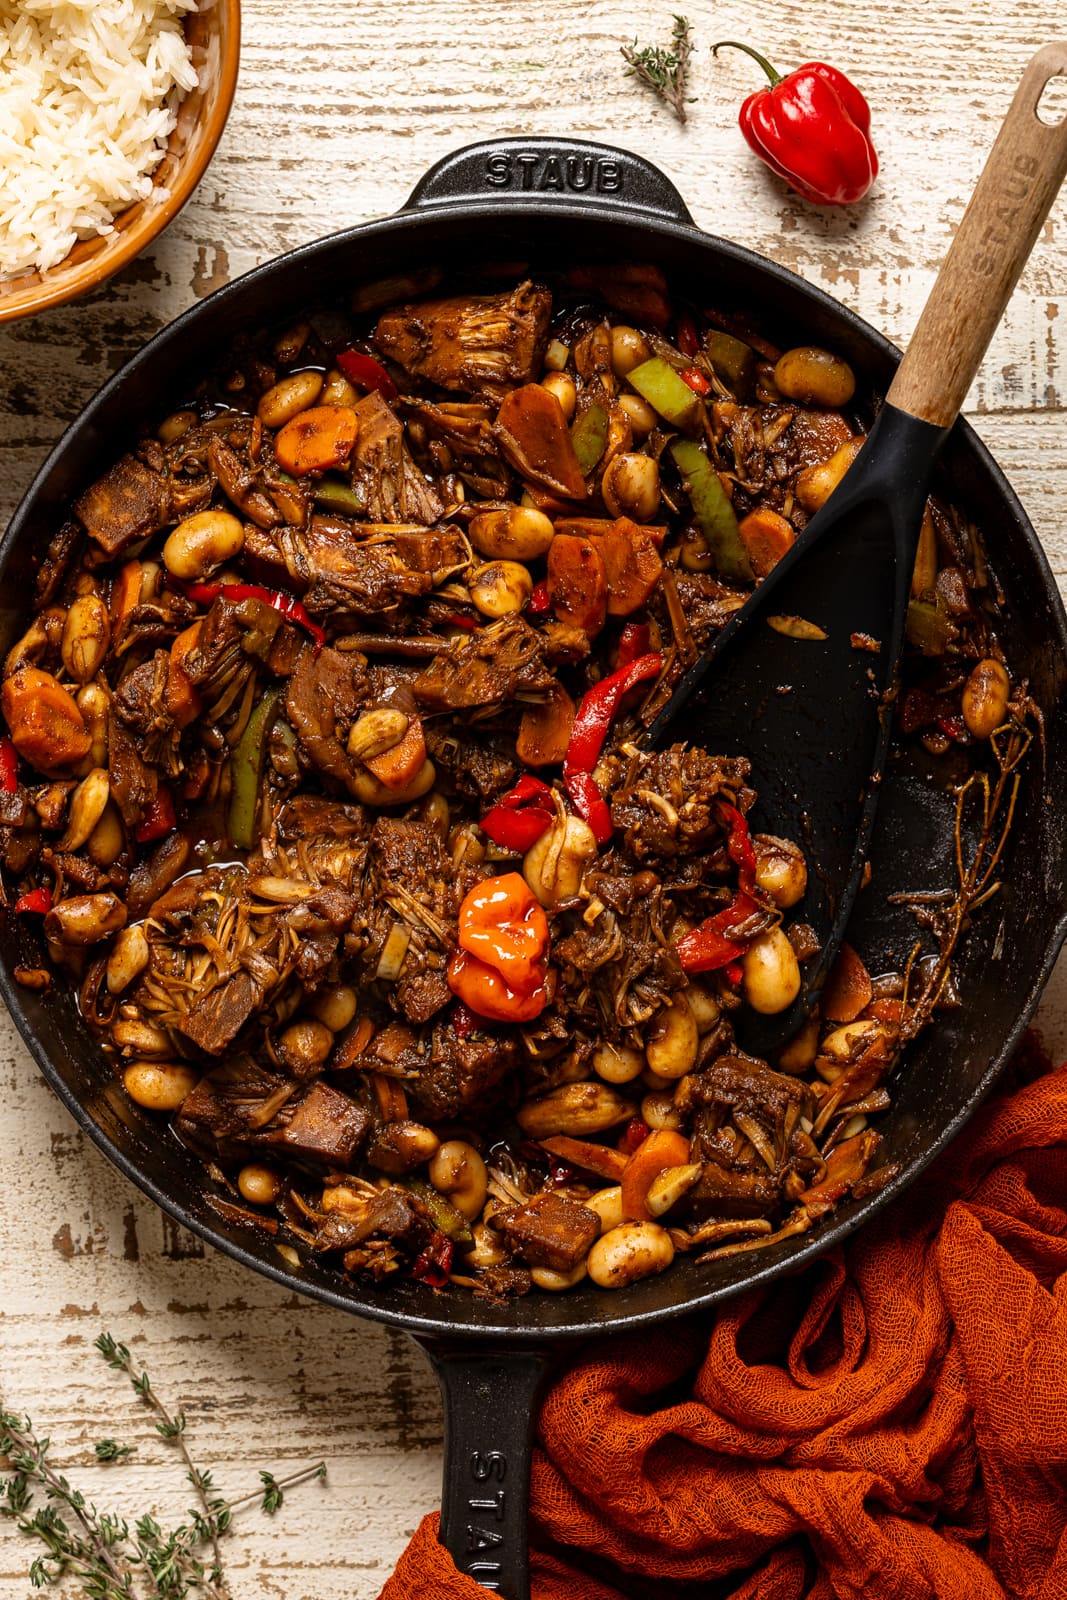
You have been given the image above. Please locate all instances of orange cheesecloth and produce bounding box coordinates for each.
[380,1037,1067,1599]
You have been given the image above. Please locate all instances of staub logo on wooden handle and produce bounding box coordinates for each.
[972,152,1041,277]
[483,149,623,193]
[460,1449,508,1589]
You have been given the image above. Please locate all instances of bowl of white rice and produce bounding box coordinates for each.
[0,0,240,323]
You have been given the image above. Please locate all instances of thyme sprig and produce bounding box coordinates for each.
[1,1333,326,1599]
[621,15,695,125]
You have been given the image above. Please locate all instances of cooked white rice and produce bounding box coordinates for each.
[0,0,198,280]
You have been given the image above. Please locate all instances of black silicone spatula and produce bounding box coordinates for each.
[646,44,1067,1053]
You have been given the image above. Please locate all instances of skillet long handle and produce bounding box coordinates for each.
[419,1340,557,1599]
[887,43,1067,428]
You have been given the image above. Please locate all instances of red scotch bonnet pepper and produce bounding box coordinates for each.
[713,40,878,206]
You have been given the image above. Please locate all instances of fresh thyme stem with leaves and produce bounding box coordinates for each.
[1,1332,326,1600]
[621,14,695,124]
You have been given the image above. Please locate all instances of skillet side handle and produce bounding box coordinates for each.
[405,136,694,225]
[419,1340,557,1599]
[887,42,1067,430]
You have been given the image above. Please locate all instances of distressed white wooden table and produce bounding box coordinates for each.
[2,1,1066,1594]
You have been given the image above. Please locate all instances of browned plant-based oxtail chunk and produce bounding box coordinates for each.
[373,281,551,400]
[73,453,172,556]
[494,1191,601,1271]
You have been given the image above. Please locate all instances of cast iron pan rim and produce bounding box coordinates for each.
[5,196,1067,1341]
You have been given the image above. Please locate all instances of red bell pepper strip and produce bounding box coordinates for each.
[712,41,878,206]
[725,961,744,986]
[335,348,399,401]
[528,579,550,615]
[564,653,663,775]
[719,800,757,893]
[480,804,553,852]
[680,365,712,396]
[562,651,662,845]
[410,1232,454,1287]
[134,787,176,844]
[0,736,18,794]
[676,891,759,973]
[617,621,651,669]
[500,775,553,807]
[675,313,699,359]
[179,580,327,649]
[480,774,555,851]
[563,768,613,846]
[14,887,52,915]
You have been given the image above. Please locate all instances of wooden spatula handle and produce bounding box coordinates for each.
[887,44,1067,429]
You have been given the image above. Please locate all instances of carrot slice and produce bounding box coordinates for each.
[165,621,203,729]
[620,1129,691,1221]
[517,682,576,767]
[494,385,588,500]
[363,716,427,789]
[1,667,91,773]
[589,521,663,616]
[275,405,359,476]
[110,559,143,631]
[547,534,608,635]
[540,1135,628,1183]
[821,941,873,1022]
[737,508,796,580]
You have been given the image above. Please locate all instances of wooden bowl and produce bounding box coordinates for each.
[0,0,240,325]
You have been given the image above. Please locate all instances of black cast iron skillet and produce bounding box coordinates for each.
[3,139,1067,1600]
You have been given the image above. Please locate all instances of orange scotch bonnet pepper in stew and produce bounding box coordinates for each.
[713,40,878,206]
[448,873,552,1024]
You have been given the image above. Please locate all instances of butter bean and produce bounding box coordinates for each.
[469,506,555,562]
[44,892,126,947]
[591,1042,645,1085]
[319,368,359,407]
[742,927,801,1015]
[641,1090,684,1132]
[752,834,808,909]
[163,510,245,581]
[611,325,652,377]
[531,1262,588,1291]
[645,995,698,1079]
[685,985,720,1035]
[587,1221,674,1288]
[106,925,150,994]
[601,452,661,522]
[256,369,324,428]
[541,372,577,420]
[123,1061,199,1112]
[469,560,533,617]
[58,768,110,851]
[237,1164,283,1205]
[278,1019,334,1075]
[309,982,358,1032]
[774,346,856,408]
[61,595,110,684]
[617,391,657,437]
[523,813,597,908]
[429,1140,488,1221]
[583,1186,624,1234]
[516,1081,634,1139]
